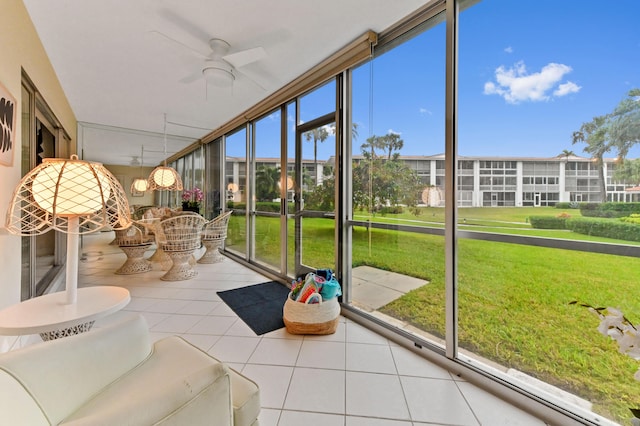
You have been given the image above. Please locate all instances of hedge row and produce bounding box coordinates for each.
[530,215,640,242]
[227,201,295,212]
[567,217,640,242]
[579,202,640,218]
[528,216,568,229]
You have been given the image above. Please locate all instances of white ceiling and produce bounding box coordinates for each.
[23,0,430,167]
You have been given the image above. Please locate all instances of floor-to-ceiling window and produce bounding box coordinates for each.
[225,127,249,256]
[454,2,640,423]
[252,109,283,271]
[204,138,223,219]
[170,1,640,423]
[346,10,447,345]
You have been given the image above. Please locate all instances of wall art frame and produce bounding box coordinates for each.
[0,81,17,166]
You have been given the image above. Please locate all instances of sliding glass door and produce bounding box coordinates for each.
[21,77,71,299]
[251,110,283,271]
[225,128,248,257]
[294,115,337,277]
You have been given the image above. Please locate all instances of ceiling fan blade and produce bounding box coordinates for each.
[223,47,266,68]
[149,30,209,59]
[235,69,266,92]
[158,8,212,49]
[179,70,202,84]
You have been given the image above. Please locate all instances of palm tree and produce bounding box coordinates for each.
[572,114,611,202]
[382,133,404,160]
[304,127,329,185]
[609,88,640,159]
[255,165,280,201]
[558,149,575,159]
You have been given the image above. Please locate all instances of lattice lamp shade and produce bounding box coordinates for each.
[147,166,183,191]
[131,177,149,193]
[5,155,131,235]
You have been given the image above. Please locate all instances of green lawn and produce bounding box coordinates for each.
[227,207,640,423]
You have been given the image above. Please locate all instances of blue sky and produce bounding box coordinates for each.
[230,0,640,162]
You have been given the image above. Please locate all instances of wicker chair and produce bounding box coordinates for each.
[135,218,172,271]
[198,211,233,264]
[159,214,206,281]
[114,223,154,274]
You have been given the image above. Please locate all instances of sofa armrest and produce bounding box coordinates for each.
[0,315,152,425]
[0,370,49,425]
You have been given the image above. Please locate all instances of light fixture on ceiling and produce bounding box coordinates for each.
[147,114,183,191]
[202,60,235,88]
[5,155,131,306]
[130,146,149,194]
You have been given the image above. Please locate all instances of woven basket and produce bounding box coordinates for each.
[283,293,340,335]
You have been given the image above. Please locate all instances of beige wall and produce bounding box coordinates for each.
[0,1,77,316]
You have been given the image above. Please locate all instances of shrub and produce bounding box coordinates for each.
[620,214,640,225]
[255,202,280,213]
[529,216,568,229]
[579,202,640,218]
[379,206,404,215]
[228,201,245,210]
[567,217,640,242]
[578,203,601,217]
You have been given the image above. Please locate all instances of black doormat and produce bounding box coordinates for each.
[217,281,290,335]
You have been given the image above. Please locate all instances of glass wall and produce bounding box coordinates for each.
[225,127,248,256]
[171,1,640,423]
[348,12,447,342]
[454,2,640,423]
[204,139,223,219]
[252,110,283,270]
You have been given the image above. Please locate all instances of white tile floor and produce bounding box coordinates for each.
[79,231,547,426]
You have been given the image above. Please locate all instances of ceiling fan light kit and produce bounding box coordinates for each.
[154,28,265,90]
[202,61,235,87]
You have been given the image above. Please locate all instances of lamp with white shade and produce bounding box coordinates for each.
[5,155,131,305]
[148,114,183,191]
[1,155,131,340]
[130,145,149,194]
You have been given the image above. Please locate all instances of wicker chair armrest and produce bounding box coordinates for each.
[115,224,153,246]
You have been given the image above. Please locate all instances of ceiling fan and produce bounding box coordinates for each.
[153,30,267,90]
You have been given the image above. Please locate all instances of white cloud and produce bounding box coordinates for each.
[419,107,432,115]
[388,129,401,135]
[554,81,581,96]
[504,46,513,53]
[483,61,581,104]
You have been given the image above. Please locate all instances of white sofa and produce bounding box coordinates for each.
[0,315,260,426]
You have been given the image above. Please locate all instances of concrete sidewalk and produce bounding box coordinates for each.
[350,265,428,311]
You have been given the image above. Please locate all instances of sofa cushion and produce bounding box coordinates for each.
[0,315,152,425]
[63,336,234,425]
[63,363,232,425]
